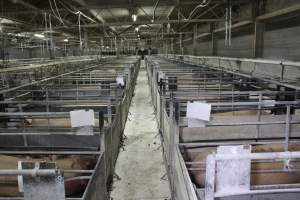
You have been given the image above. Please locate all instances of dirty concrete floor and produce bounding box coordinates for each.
[110,60,170,200]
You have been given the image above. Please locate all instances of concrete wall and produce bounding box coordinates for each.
[263,17,300,60]
[3,46,100,60]
[162,0,300,61]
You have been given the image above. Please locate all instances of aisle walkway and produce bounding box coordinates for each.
[111,60,170,200]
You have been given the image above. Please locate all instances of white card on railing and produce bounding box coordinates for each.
[187,101,211,121]
[116,76,125,86]
[18,161,23,192]
[263,100,275,107]
[158,71,165,80]
[70,109,95,128]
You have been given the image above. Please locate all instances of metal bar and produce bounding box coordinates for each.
[0,169,57,176]
[215,151,300,161]
[215,188,300,197]
[284,105,291,151]
[180,120,300,127]
[0,151,102,155]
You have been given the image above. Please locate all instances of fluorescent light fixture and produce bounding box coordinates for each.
[34,33,45,38]
[132,14,137,22]
[63,39,69,42]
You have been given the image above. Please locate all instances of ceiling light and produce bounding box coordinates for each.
[132,14,137,22]
[135,27,139,32]
[34,33,45,38]
[63,39,69,42]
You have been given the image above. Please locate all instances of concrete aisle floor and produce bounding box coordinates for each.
[111,60,170,200]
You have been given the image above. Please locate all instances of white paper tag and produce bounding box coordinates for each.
[116,76,125,86]
[18,161,23,192]
[187,101,211,121]
[70,110,95,128]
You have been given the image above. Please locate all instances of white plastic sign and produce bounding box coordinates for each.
[158,71,165,80]
[263,100,276,107]
[70,109,95,128]
[116,76,125,86]
[187,101,211,121]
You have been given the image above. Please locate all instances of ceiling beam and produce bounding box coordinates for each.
[72,0,117,33]
[178,3,220,31]
[43,18,225,30]
[9,0,73,25]
[256,3,300,21]
[3,0,204,14]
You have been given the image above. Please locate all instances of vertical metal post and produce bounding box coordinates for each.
[256,94,262,139]
[253,0,265,58]
[225,7,228,46]
[284,105,291,152]
[280,63,285,81]
[46,90,50,129]
[76,79,79,102]
[168,94,176,199]
[229,6,232,46]
[193,24,197,55]
[205,154,216,200]
[107,99,113,176]
[180,33,183,55]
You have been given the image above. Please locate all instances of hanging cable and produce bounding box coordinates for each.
[44,13,49,50]
[57,0,76,14]
[48,0,59,19]
[48,0,64,24]
[225,7,228,45]
[75,10,96,24]
[229,5,232,46]
[49,14,53,51]
[188,0,211,19]
[53,0,65,25]
[78,12,82,50]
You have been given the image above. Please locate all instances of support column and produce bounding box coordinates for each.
[165,40,168,56]
[179,33,183,55]
[253,0,265,58]
[115,37,120,57]
[254,22,265,58]
[193,24,198,55]
[84,30,88,49]
[82,30,88,55]
[171,38,174,54]
[210,23,218,56]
